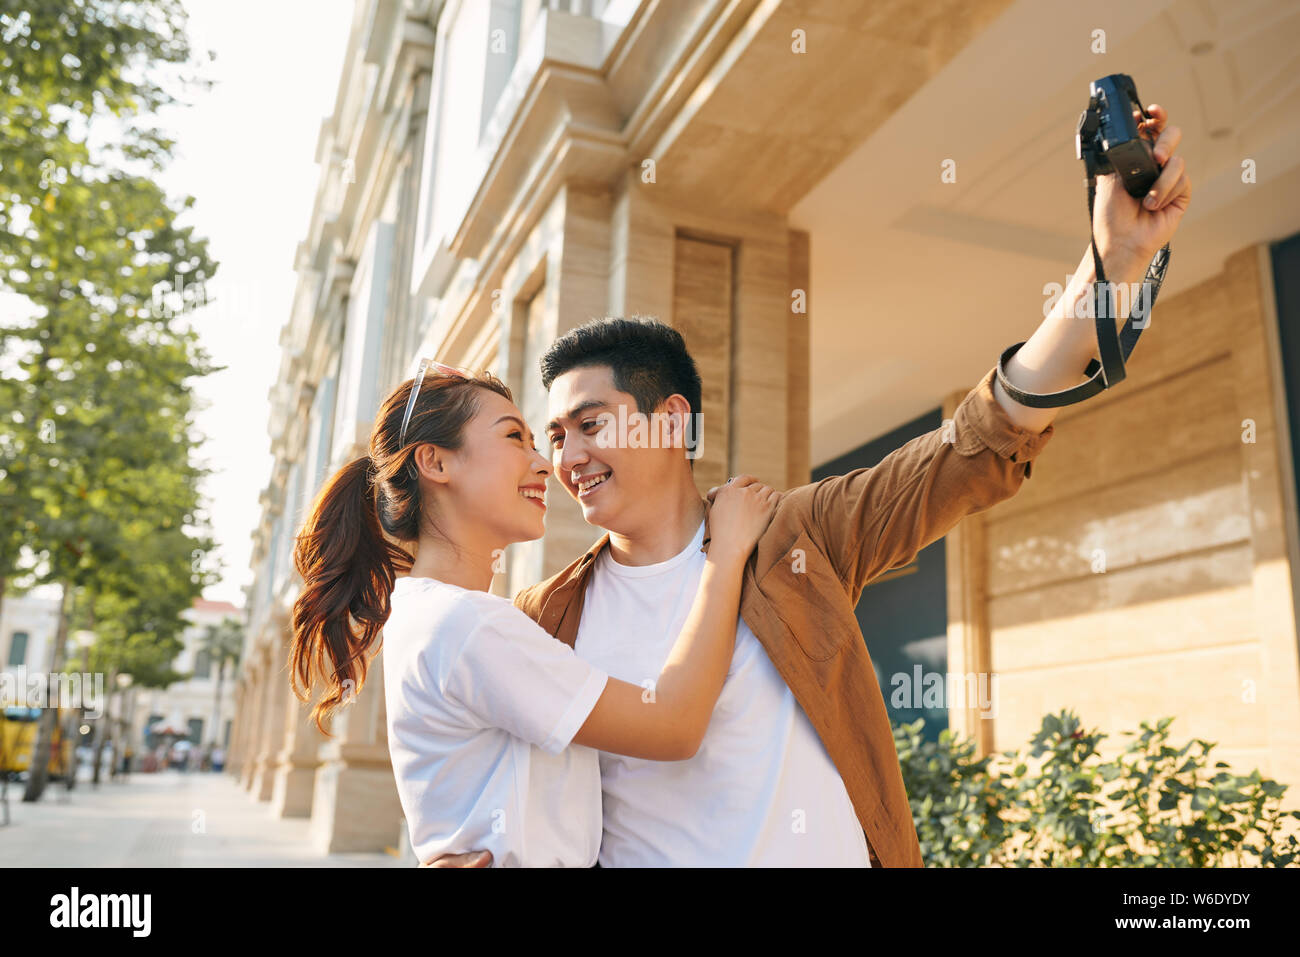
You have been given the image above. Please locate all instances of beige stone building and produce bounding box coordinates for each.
[231,0,1300,857]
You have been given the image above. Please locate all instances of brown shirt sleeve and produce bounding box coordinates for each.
[786,364,1055,601]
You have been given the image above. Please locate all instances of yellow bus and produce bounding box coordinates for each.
[0,706,75,780]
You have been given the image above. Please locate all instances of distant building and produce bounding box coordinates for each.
[0,592,61,679]
[126,598,242,758]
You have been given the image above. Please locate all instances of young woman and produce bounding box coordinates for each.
[289,359,777,867]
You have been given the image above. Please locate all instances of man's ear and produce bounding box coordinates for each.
[660,394,693,447]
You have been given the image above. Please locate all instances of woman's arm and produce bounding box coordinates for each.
[569,478,776,761]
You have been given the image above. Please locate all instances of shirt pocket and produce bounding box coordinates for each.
[758,530,855,662]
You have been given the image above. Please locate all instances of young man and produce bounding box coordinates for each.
[427,105,1190,867]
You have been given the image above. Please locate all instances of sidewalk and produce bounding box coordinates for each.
[0,766,405,867]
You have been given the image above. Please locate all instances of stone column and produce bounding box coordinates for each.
[607,167,795,491]
[249,619,289,802]
[308,650,404,853]
[786,228,811,489]
[226,680,247,776]
[237,678,256,775]
[238,652,267,792]
[942,383,994,756]
[495,185,612,595]
[271,619,326,818]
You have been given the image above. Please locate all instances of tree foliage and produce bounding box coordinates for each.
[2,1,220,803]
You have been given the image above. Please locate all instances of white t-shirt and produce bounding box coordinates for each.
[575,519,871,867]
[382,577,608,867]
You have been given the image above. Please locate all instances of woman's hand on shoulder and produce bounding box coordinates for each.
[705,475,780,563]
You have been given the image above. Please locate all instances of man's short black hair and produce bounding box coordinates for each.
[540,317,703,463]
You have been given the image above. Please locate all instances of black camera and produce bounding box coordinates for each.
[1076,73,1162,198]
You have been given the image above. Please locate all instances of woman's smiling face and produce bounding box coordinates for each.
[415,389,553,547]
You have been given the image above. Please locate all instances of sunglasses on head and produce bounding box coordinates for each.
[398,358,473,450]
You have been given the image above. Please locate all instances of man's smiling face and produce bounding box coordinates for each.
[545,363,688,532]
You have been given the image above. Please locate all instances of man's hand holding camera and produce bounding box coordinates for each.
[992,95,1193,433]
[1093,103,1191,281]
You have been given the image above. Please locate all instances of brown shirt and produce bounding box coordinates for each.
[513,364,1055,867]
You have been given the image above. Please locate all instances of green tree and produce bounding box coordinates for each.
[0,1,219,801]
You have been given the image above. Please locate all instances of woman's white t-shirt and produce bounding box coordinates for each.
[381,577,608,867]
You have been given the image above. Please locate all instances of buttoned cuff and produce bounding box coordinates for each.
[950,364,1055,467]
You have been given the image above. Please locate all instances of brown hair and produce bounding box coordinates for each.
[288,368,513,736]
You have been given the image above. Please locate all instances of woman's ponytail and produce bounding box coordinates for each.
[289,455,413,737]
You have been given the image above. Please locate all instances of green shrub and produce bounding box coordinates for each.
[894,709,1300,866]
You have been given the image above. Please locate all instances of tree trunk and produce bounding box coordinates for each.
[122,684,137,775]
[106,683,125,780]
[64,707,81,791]
[23,583,70,802]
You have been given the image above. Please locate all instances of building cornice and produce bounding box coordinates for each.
[412,2,754,312]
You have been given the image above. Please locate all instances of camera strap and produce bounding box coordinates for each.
[995,102,1172,409]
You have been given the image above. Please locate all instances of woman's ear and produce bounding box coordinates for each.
[413,443,452,484]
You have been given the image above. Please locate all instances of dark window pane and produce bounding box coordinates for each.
[1270,233,1300,544]
[813,407,949,743]
[6,631,28,667]
[145,713,164,750]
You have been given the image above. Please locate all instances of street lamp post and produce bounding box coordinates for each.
[114,673,134,779]
[66,630,96,793]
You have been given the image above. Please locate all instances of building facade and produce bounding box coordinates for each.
[232,0,1300,856]
[0,592,60,681]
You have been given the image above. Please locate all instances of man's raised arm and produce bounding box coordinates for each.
[784,103,1190,603]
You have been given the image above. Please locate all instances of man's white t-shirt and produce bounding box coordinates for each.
[382,577,608,867]
[575,519,872,867]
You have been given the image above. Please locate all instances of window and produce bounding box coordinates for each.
[332,223,393,458]
[145,713,164,750]
[187,717,204,746]
[6,631,28,667]
[1270,233,1300,561]
[480,0,526,142]
[193,649,211,680]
